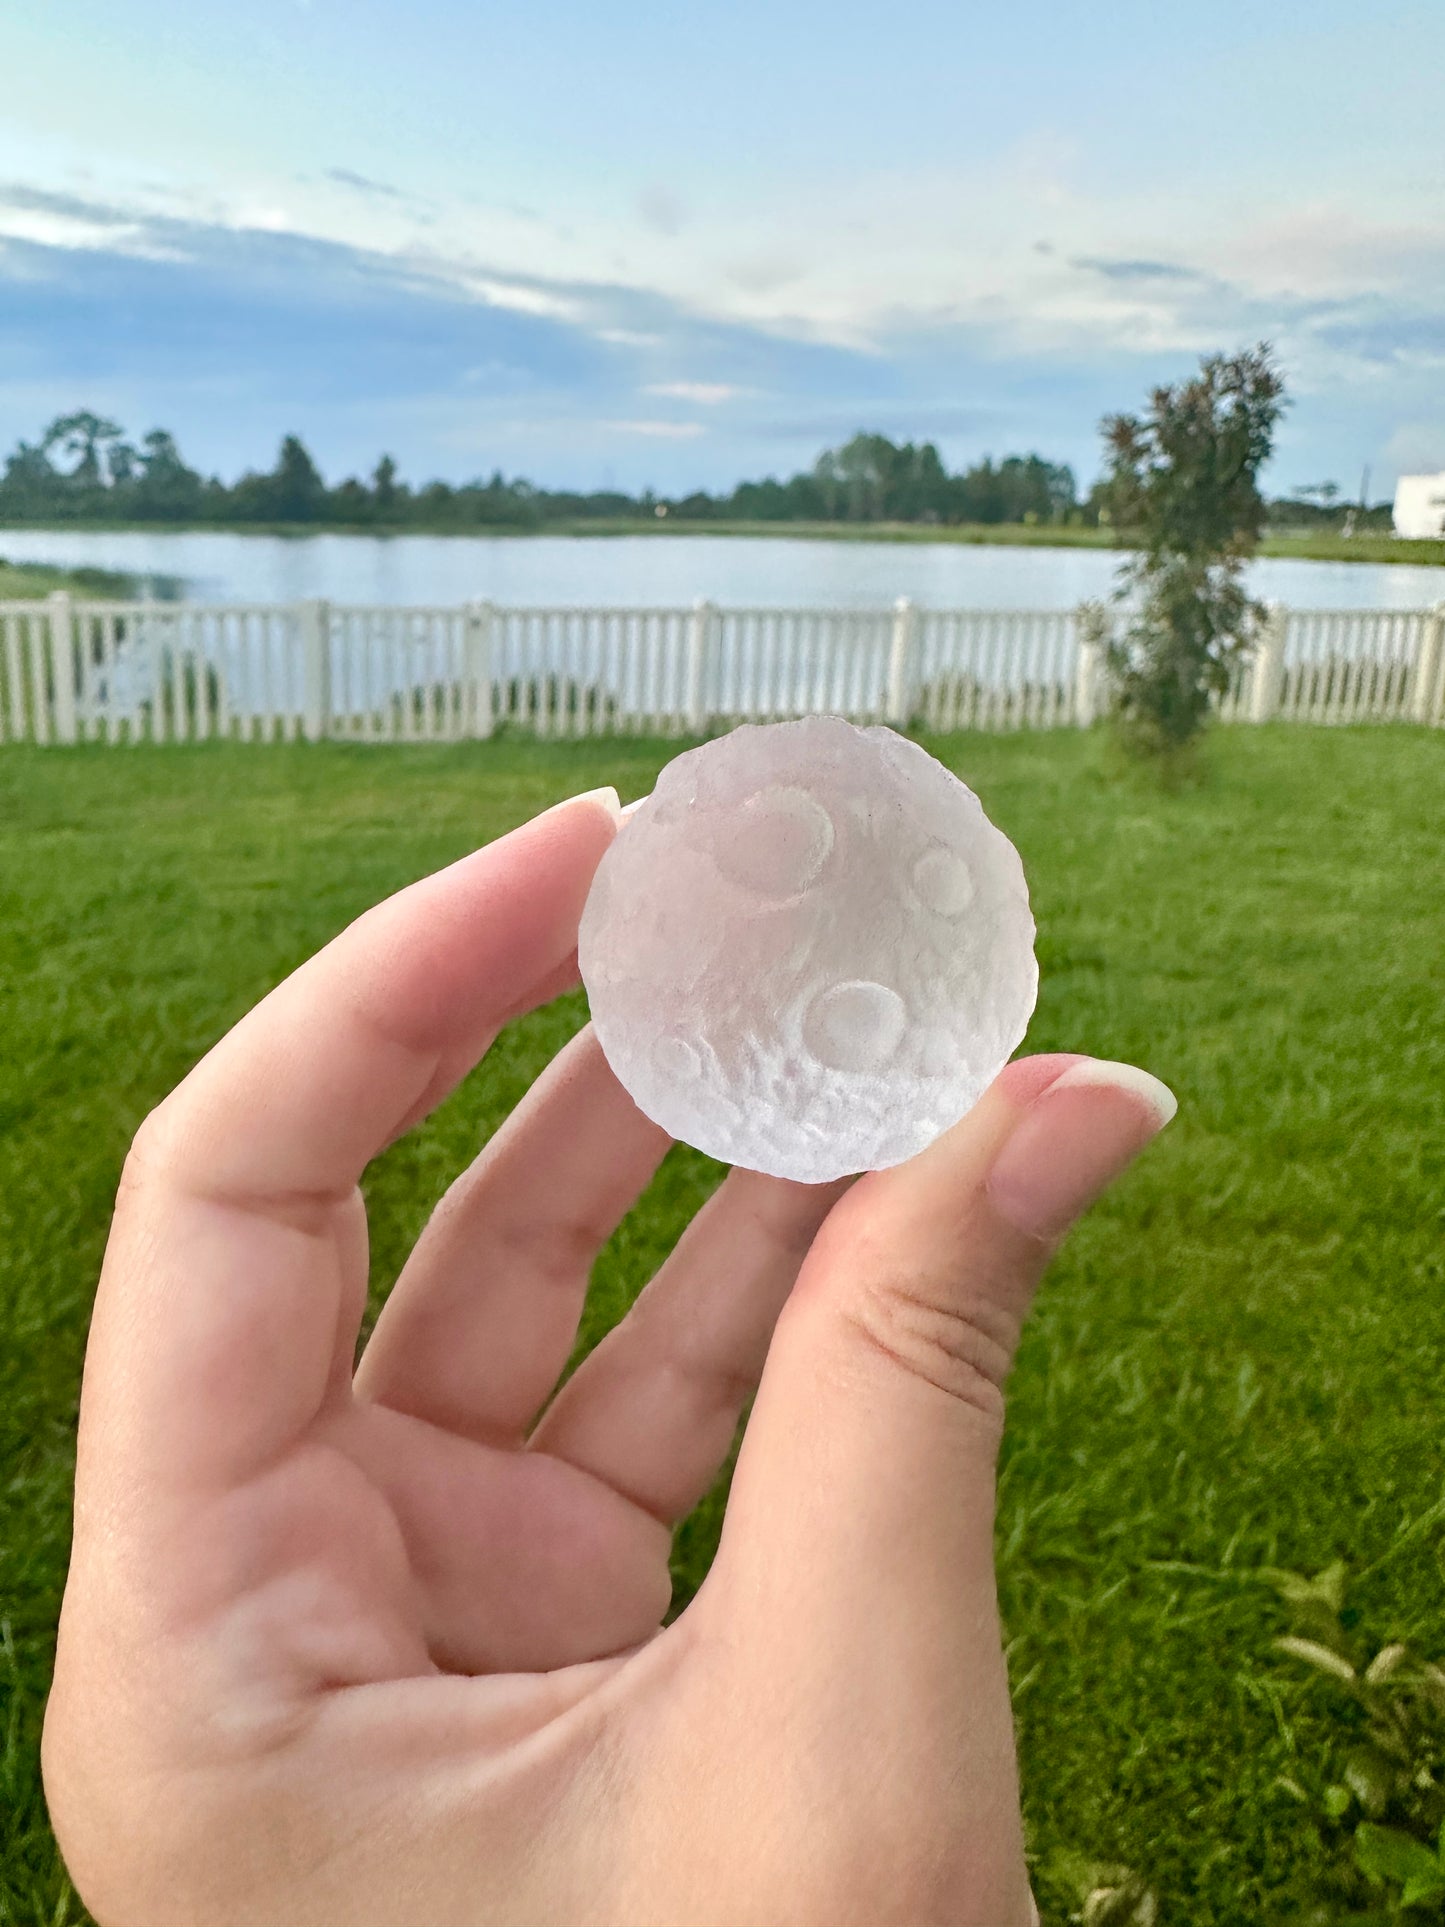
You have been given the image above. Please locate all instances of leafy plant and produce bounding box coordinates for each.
[1355,1821,1445,1910]
[1043,1850,1158,1925]
[1268,1561,1445,1918]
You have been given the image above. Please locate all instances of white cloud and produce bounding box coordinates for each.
[595,326,665,348]
[0,205,140,252]
[227,203,294,234]
[643,381,745,405]
[606,419,707,438]
[463,275,579,320]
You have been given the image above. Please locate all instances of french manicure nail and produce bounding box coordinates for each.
[985,1058,1177,1242]
[541,785,621,827]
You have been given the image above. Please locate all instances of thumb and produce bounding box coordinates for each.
[731,1052,1177,1542]
[707,1054,1175,1916]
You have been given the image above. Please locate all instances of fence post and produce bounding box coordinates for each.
[685,598,714,733]
[1410,603,1445,725]
[1074,635,1103,726]
[886,596,918,725]
[299,598,332,742]
[465,600,495,739]
[47,592,78,745]
[1248,601,1288,722]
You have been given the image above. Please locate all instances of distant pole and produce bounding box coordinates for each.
[1359,464,1371,511]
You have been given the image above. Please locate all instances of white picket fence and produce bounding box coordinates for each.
[1,594,1443,746]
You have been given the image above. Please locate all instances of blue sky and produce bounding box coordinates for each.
[2,0,1442,496]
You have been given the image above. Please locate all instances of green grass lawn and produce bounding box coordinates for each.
[2,727,1442,1923]
[0,558,136,601]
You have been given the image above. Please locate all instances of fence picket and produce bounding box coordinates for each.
[2,612,21,740]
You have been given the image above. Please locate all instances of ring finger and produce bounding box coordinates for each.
[529,1166,852,1523]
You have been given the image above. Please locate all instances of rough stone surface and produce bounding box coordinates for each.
[578,716,1038,1182]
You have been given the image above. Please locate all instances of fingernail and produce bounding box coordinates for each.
[542,785,621,827]
[620,793,650,821]
[986,1058,1176,1242]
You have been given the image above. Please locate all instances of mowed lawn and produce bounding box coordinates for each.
[1,726,1441,1924]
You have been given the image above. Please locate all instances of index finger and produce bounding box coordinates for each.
[79,786,622,1495]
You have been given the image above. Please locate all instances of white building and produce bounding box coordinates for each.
[1393,472,1445,539]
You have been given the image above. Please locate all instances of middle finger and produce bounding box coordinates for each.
[356,1025,671,1439]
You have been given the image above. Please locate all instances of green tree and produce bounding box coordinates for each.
[371,454,402,517]
[132,431,204,519]
[44,411,126,488]
[227,435,328,522]
[1090,344,1287,756]
[835,433,898,520]
[0,438,62,515]
[269,434,327,521]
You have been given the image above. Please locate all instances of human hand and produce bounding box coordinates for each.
[44,785,1174,1927]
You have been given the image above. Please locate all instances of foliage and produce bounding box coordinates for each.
[0,413,1079,532]
[1,729,1442,1925]
[803,435,1074,525]
[1263,1560,1445,1919]
[1045,1852,1158,1924]
[1088,345,1287,756]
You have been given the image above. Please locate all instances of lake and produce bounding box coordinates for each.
[1,527,1442,612]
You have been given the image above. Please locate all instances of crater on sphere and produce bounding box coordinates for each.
[803,979,908,1074]
[912,846,974,916]
[709,785,835,900]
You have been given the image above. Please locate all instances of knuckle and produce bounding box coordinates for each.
[842,1264,1017,1425]
[118,1103,180,1199]
[627,1288,757,1413]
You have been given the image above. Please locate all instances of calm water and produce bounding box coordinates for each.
[2,527,1441,611]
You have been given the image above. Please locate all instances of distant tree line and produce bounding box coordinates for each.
[0,409,1390,534]
[0,413,1085,530]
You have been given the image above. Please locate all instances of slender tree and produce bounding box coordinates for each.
[269,435,327,521]
[371,454,401,516]
[1089,344,1287,756]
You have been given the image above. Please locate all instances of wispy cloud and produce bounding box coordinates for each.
[0,183,137,228]
[323,167,414,204]
[607,419,707,438]
[643,381,746,405]
[1070,256,1210,284]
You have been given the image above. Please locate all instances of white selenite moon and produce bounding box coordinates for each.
[578,716,1039,1183]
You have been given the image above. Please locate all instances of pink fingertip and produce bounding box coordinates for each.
[985,1057,1177,1242]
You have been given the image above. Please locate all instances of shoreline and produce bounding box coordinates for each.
[1,519,1441,568]
[0,557,139,601]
